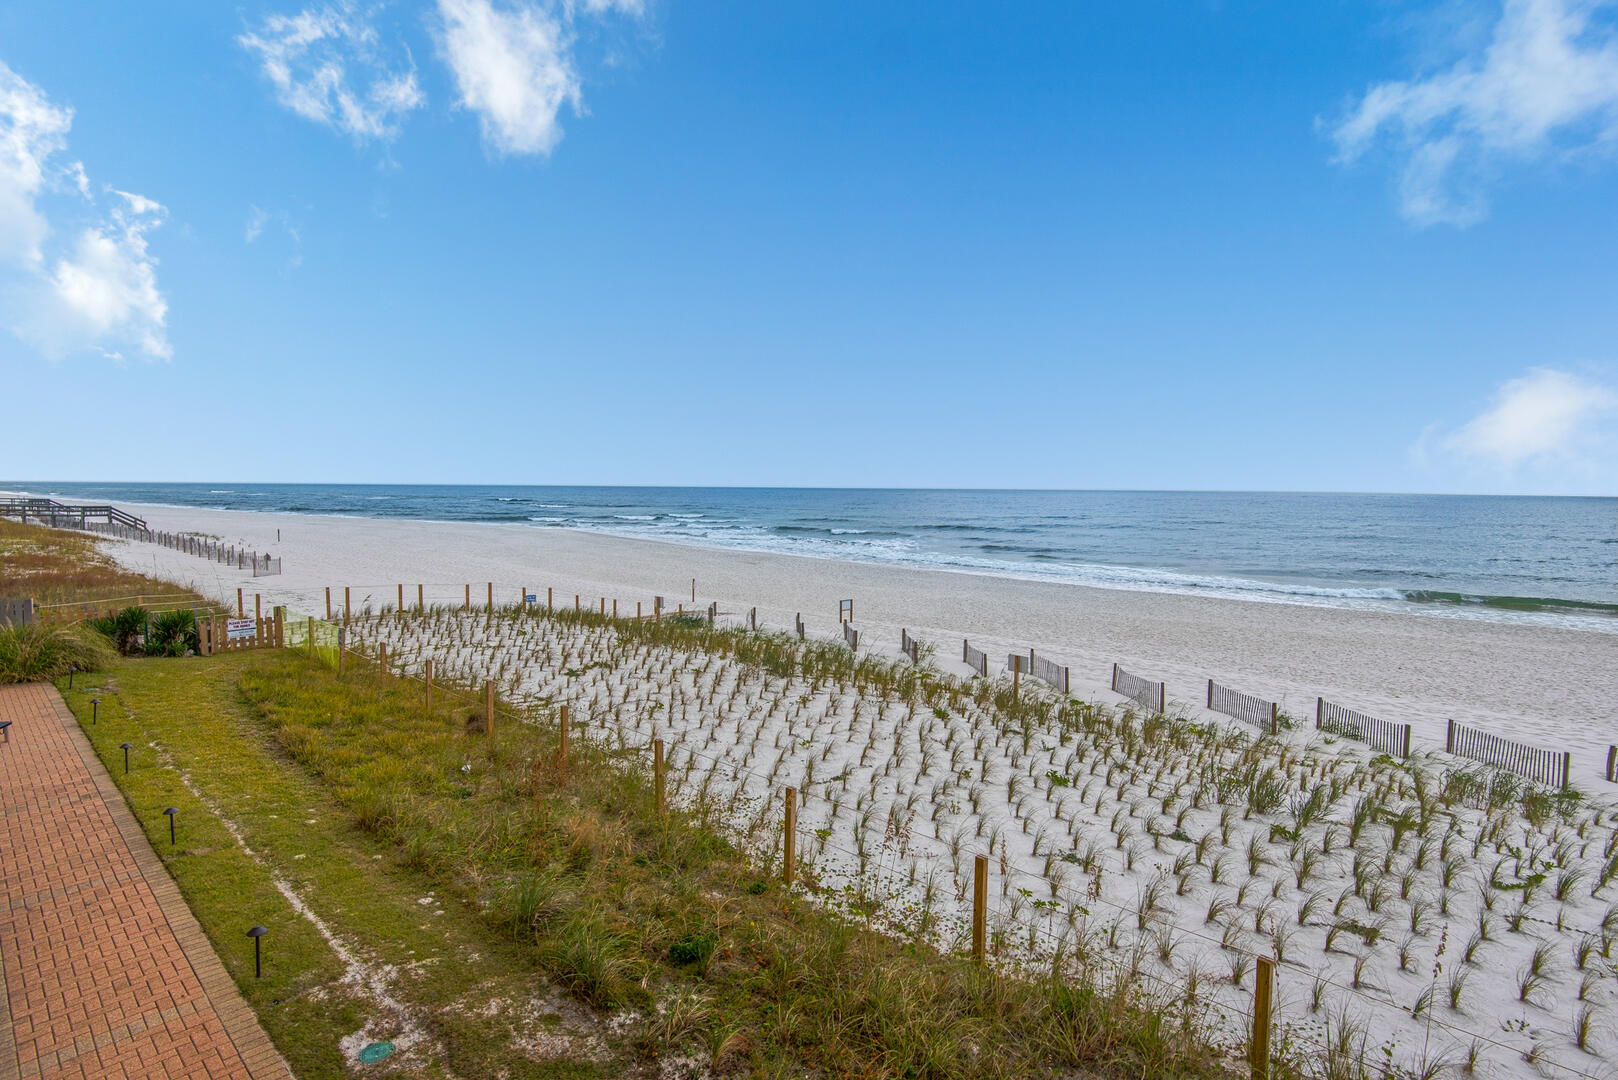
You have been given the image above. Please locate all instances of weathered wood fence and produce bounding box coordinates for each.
[1446,720,1571,790]
[84,521,282,576]
[196,608,285,655]
[842,621,859,650]
[1,597,35,626]
[1316,698,1411,758]
[1208,679,1279,735]
[900,628,921,663]
[1007,649,1070,694]
[962,639,988,677]
[1111,664,1165,714]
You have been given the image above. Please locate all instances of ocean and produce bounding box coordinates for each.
[7,483,1616,631]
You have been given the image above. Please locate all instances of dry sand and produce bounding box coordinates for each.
[90,500,1618,782]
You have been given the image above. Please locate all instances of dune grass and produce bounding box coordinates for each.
[0,620,117,683]
[0,518,206,612]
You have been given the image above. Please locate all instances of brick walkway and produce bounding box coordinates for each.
[0,684,292,1080]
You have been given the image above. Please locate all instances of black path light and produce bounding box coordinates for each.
[120,742,132,774]
[0,720,11,743]
[246,925,268,978]
[67,666,75,689]
[91,698,100,724]
[163,807,178,845]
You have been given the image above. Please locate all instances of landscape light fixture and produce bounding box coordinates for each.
[0,720,11,743]
[91,698,100,724]
[246,925,268,978]
[67,666,75,689]
[120,742,132,774]
[163,807,178,845]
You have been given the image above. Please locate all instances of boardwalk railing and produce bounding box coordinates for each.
[0,497,146,530]
[1207,679,1279,735]
[1446,720,1571,790]
[962,639,988,677]
[1111,664,1165,714]
[1315,698,1411,758]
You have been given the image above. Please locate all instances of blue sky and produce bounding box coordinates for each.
[2,0,1616,493]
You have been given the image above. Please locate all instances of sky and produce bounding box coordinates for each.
[2,0,1617,494]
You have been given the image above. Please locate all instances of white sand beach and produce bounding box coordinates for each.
[92,501,1617,783]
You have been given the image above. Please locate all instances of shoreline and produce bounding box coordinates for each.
[78,498,1618,782]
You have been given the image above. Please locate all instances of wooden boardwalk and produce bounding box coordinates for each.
[0,684,291,1080]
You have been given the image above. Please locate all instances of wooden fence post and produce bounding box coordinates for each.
[558,704,570,767]
[344,587,351,626]
[783,786,797,885]
[600,597,605,615]
[691,578,696,603]
[379,641,389,676]
[337,628,347,675]
[325,586,332,621]
[1269,702,1278,737]
[418,584,424,614]
[613,599,618,619]
[654,738,666,817]
[972,854,988,962]
[484,680,495,742]
[306,616,314,657]
[1315,697,1324,729]
[237,588,244,618]
[1561,751,1573,791]
[397,584,403,613]
[522,587,529,610]
[425,659,434,711]
[1251,955,1274,1080]
[547,587,553,611]
[1206,679,1214,709]
[1607,745,1617,784]
[274,607,284,648]
[1012,657,1020,698]
[1445,719,1455,754]
[575,595,581,614]
[487,582,493,612]
[464,584,470,612]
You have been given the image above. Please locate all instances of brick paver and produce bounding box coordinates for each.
[0,684,292,1080]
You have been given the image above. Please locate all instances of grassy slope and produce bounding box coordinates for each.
[0,519,201,611]
[58,654,606,1079]
[56,645,1239,1080]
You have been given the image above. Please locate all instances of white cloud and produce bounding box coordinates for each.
[239,4,425,142]
[1331,0,1618,225]
[0,62,170,361]
[0,60,74,267]
[435,0,582,156]
[43,193,171,360]
[245,204,268,242]
[1441,368,1618,467]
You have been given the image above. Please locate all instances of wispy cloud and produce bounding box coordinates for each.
[434,0,582,156]
[0,61,170,361]
[239,3,425,142]
[1330,0,1618,226]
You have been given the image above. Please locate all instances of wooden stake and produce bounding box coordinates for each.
[306,616,314,656]
[691,578,696,603]
[972,855,988,962]
[547,587,553,610]
[274,607,284,648]
[397,584,404,612]
[484,679,495,742]
[237,588,244,617]
[612,599,618,618]
[783,786,797,885]
[1251,956,1274,1080]
[424,659,433,710]
[344,587,351,626]
[522,586,529,609]
[487,582,493,612]
[418,584,424,614]
[255,593,261,625]
[637,601,642,619]
[338,627,347,675]
[464,584,470,611]
[379,641,389,675]
[558,704,570,767]
[654,738,666,817]
[325,586,332,621]
[599,597,605,615]
[575,594,580,613]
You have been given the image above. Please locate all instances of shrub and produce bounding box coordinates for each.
[0,622,117,684]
